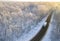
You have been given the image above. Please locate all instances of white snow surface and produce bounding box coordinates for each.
[16,14,49,41]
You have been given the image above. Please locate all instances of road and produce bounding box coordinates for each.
[31,9,53,41]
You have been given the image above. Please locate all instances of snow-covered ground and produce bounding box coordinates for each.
[50,9,60,41]
[16,13,49,41]
[0,2,53,41]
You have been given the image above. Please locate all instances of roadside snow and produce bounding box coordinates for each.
[16,14,49,41]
